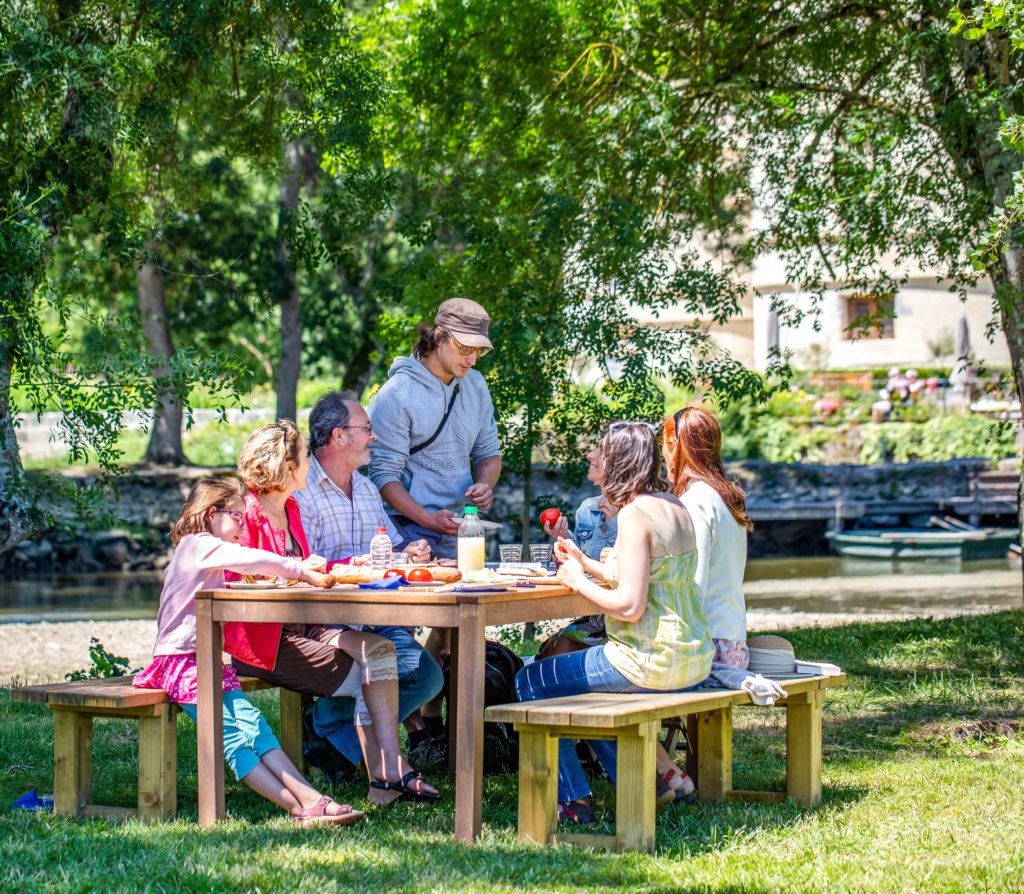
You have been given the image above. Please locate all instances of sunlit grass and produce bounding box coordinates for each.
[2,611,1023,892]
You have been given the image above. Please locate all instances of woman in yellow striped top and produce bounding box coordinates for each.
[514,421,713,824]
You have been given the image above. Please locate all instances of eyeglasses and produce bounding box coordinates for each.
[447,331,490,358]
[340,423,373,436]
[217,508,244,523]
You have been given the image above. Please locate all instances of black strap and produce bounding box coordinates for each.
[410,383,460,456]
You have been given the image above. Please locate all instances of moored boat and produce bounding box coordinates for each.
[826,528,1019,560]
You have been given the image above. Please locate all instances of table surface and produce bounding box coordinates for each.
[193,579,592,841]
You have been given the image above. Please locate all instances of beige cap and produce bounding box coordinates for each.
[747,635,796,675]
[435,298,493,349]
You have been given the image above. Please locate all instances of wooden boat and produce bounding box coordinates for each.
[826,527,1019,560]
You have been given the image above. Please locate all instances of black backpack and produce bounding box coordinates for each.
[441,640,524,775]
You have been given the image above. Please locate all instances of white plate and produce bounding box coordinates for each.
[225,580,281,589]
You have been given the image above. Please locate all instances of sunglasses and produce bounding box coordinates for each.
[608,420,659,433]
[447,331,491,358]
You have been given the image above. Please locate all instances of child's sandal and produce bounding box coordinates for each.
[293,795,365,826]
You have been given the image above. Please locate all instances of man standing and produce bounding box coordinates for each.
[295,391,444,775]
[368,298,502,559]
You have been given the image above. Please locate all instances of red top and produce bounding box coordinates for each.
[221,492,311,670]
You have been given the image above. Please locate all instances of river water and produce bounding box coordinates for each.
[1,556,1020,623]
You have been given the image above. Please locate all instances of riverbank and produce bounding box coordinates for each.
[4,566,1020,683]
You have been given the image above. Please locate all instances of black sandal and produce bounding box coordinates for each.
[370,770,441,803]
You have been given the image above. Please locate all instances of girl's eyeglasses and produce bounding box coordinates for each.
[447,331,491,358]
[216,508,244,523]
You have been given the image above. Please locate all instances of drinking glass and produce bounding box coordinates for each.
[499,544,523,563]
[528,543,552,567]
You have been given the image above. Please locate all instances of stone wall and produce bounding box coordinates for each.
[1,458,1007,573]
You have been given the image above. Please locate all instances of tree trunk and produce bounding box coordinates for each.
[139,253,187,466]
[275,141,319,423]
[337,232,384,397]
[0,341,35,553]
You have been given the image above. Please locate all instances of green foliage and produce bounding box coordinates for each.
[859,414,1018,463]
[65,638,136,681]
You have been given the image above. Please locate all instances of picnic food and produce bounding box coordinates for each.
[539,507,561,527]
[328,564,461,584]
[383,569,407,579]
[406,568,433,583]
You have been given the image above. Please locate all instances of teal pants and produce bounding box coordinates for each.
[180,690,280,781]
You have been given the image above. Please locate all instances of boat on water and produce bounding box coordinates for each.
[826,527,1019,560]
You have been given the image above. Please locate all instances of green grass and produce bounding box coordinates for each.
[3,612,1024,892]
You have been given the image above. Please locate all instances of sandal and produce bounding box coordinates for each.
[557,795,596,825]
[293,795,365,827]
[661,766,697,805]
[370,770,441,803]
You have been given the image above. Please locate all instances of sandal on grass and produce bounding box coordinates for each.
[661,766,697,805]
[293,795,365,827]
[370,770,440,803]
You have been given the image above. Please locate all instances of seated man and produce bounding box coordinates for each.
[295,391,444,776]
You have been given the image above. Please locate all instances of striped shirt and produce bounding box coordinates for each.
[603,507,713,691]
[294,458,403,561]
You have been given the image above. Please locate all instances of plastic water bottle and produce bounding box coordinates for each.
[370,527,393,570]
[457,506,486,573]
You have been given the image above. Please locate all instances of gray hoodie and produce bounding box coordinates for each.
[367,356,501,516]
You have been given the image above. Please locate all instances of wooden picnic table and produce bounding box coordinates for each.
[194,579,591,842]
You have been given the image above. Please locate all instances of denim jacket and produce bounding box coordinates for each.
[573,496,618,560]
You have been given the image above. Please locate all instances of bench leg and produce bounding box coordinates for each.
[278,689,305,772]
[786,689,822,807]
[138,704,177,822]
[53,709,92,818]
[517,728,559,846]
[695,707,732,802]
[615,721,657,853]
[685,714,699,785]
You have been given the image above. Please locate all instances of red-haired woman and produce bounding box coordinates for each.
[662,406,753,670]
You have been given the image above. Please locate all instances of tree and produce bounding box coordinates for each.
[351,0,776,545]
[0,2,383,552]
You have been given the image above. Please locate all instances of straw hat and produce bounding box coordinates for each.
[747,635,796,675]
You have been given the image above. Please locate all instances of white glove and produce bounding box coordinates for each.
[740,674,788,706]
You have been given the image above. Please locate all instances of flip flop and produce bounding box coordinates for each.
[370,770,441,803]
[293,795,365,826]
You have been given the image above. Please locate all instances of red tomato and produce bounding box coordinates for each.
[383,569,406,579]
[406,568,433,583]
[539,507,562,527]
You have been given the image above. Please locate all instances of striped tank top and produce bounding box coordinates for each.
[603,506,714,691]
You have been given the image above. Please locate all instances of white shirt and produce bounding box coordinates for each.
[680,480,747,643]
[295,457,402,561]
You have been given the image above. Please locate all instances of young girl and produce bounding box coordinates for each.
[228,421,438,805]
[134,477,364,826]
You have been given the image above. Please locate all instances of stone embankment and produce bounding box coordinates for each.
[1,458,1015,574]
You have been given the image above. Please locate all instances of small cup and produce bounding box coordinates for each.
[391,552,410,566]
[499,544,523,563]
[529,543,552,567]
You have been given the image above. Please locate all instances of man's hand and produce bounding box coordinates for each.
[350,553,372,566]
[464,482,494,511]
[543,516,570,540]
[404,539,432,563]
[424,509,461,535]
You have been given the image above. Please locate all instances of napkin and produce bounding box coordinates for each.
[357,577,409,590]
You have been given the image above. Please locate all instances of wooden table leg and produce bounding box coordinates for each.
[517,726,559,846]
[695,707,732,802]
[196,597,224,825]
[786,688,823,807]
[615,720,657,853]
[453,603,486,843]
[52,709,92,818]
[447,626,458,776]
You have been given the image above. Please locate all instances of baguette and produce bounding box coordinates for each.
[327,564,462,584]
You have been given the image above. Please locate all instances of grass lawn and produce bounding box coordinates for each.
[2,611,1023,893]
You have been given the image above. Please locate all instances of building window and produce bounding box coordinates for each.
[843,293,894,339]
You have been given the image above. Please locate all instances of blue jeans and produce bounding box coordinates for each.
[312,625,444,765]
[515,646,699,802]
[392,516,458,560]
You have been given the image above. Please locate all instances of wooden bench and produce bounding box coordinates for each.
[11,676,304,821]
[487,673,845,853]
